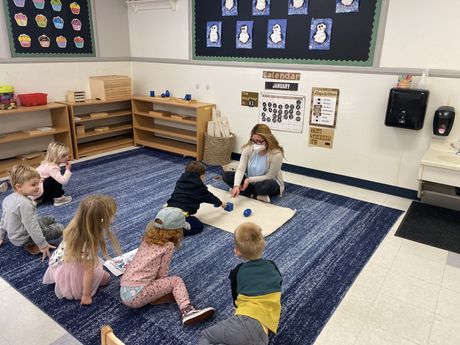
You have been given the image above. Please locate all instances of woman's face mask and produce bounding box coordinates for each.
[253,143,266,152]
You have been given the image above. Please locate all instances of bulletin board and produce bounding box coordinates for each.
[3,0,95,57]
[192,0,382,66]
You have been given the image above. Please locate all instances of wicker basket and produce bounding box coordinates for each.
[202,133,235,166]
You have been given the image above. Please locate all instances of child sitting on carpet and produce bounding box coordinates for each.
[0,164,63,259]
[43,195,122,305]
[198,222,282,345]
[167,161,226,236]
[34,142,73,206]
[120,207,215,326]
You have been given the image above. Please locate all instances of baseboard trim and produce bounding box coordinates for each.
[230,152,417,200]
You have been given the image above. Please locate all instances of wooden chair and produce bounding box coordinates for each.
[101,325,125,345]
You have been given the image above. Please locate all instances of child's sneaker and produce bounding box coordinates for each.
[0,181,8,193]
[54,195,72,206]
[151,293,175,305]
[184,222,191,231]
[256,195,270,203]
[24,244,40,255]
[181,304,215,326]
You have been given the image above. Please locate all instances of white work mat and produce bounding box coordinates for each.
[195,185,296,237]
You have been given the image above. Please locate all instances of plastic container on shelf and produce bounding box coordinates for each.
[17,93,48,106]
[0,85,17,110]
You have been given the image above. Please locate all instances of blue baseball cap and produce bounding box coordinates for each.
[154,207,185,230]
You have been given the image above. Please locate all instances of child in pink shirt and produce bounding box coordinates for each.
[36,142,72,206]
[120,207,215,326]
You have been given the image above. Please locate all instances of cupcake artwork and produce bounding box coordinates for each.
[74,36,84,48]
[56,36,67,48]
[32,0,45,10]
[53,16,64,29]
[70,2,81,15]
[35,14,48,28]
[71,18,82,31]
[206,21,222,48]
[13,0,26,7]
[14,13,27,27]
[51,0,63,11]
[267,19,287,49]
[18,34,31,48]
[38,35,51,48]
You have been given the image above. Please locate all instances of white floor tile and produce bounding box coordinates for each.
[429,315,460,345]
[399,240,448,266]
[442,265,460,293]
[435,287,460,323]
[0,335,10,345]
[352,262,389,291]
[391,251,445,285]
[369,234,403,268]
[355,323,419,345]
[0,278,10,293]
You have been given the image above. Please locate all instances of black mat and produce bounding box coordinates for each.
[395,201,460,254]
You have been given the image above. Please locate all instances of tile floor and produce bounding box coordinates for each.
[1,151,460,345]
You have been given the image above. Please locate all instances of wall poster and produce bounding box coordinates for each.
[310,87,340,127]
[259,92,305,133]
[4,0,95,57]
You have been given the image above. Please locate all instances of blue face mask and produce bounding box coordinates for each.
[253,143,266,152]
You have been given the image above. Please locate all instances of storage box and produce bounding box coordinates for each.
[89,75,132,101]
[76,125,85,136]
[17,93,48,107]
[0,85,17,110]
[67,90,86,103]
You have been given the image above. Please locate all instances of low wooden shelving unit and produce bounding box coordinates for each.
[131,96,214,160]
[0,103,73,178]
[60,98,133,159]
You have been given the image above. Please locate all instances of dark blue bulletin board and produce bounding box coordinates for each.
[193,0,381,66]
[4,0,95,57]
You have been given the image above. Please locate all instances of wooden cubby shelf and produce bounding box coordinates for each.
[131,96,214,160]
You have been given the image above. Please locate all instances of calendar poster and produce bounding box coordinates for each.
[259,93,305,133]
[310,87,339,127]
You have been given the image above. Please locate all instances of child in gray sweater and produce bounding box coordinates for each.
[0,164,63,260]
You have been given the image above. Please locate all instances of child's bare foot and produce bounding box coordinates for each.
[24,244,40,255]
[151,293,175,305]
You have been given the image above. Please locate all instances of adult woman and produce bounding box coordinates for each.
[222,124,284,203]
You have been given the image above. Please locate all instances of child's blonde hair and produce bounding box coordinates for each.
[234,222,266,260]
[63,195,121,265]
[43,142,70,165]
[9,164,40,189]
[144,220,183,248]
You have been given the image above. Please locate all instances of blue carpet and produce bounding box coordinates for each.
[0,148,403,345]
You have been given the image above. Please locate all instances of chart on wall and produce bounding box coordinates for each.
[258,93,305,133]
[3,0,95,57]
[193,0,382,66]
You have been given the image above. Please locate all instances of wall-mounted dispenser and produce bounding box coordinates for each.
[433,106,455,136]
[385,88,429,130]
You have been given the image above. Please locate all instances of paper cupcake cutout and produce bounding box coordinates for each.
[70,2,81,15]
[13,0,25,7]
[222,0,238,16]
[38,35,50,48]
[51,0,62,11]
[309,18,333,50]
[71,18,82,31]
[56,36,67,48]
[236,21,253,49]
[18,34,31,48]
[253,0,270,16]
[288,0,308,15]
[32,0,45,9]
[267,19,287,49]
[53,16,64,29]
[336,0,359,13]
[14,13,27,27]
[35,14,48,28]
[206,21,222,48]
[74,36,84,48]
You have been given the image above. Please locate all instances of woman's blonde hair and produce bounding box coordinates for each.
[143,220,183,248]
[234,222,266,260]
[63,195,121,265]
[243,124,284,156]
[43,142,70,165]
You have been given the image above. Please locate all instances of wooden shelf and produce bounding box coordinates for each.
[77,135,133,157]
[134,111,197,125]
[0,103,66,116]
[77,124,133,139]
[75,109,131,123]
[135,124,196,142]
[60,98,131,107]
[132,96,214,109]
[136,137,196,157]
[0,127,69,144]
[0,155,44,177]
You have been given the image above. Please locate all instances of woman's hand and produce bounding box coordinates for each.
[240,178,250,191]
[231,186,240,198]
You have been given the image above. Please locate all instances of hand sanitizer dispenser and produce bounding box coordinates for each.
[433,106,455,136]
[385,88,429,130]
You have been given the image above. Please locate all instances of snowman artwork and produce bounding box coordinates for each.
[224,0,234,10]
[209,24,219,43]
[270,23,282,44]
[292,0,304,8]
[341,0,354,5]
[256,0,266,11]
[238,25,250,44]
[313,22,327,44]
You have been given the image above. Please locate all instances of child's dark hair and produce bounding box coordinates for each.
[185,161,206,176]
